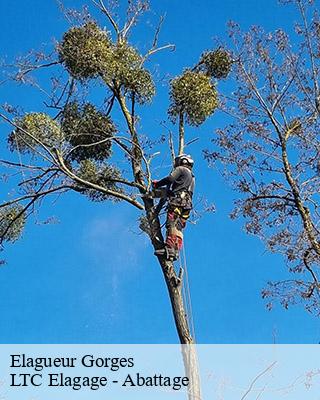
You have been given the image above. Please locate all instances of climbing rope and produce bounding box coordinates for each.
[179,244,202,393]
[179,242,196,342]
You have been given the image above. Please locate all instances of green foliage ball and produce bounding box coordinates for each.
[101,42,155,104]
[0,205,25,243]
[200,48,232,79]
[168,70,218,126]
[8,113,63,154]
[77,159,99,183]
[77,160,124,202]
[59,22,155,103]
[61,102,116,162]
[58,22,112,80]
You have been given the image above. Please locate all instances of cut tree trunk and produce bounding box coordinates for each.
[160,258,201,400]
[144,198,201,399]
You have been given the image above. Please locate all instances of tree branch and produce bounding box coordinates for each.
[114,89,145,187]
[280,136,320,255]
[240,362,277,400]
[55,149,145,210]
[140,15,175,65]
[297,0,320,112]
[0,185,73,210]
[141,44,175,65]
[121,2,147,39]
[303,249,319,286]
[178,111,185,156]
[92,0,120,39]
[17,168,59,187]
[247,194,296,204]
[0,113,58,165]
[0,159,47,171]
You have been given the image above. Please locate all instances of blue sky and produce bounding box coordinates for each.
[0,0,319,344]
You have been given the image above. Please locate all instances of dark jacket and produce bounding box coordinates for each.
[157,166,195,197]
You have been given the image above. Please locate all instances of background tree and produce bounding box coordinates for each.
[0,1,231,399]
[205,0,320,315]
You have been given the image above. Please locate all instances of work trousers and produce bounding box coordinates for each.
[165,200,191,259]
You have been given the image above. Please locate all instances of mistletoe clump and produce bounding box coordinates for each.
[8,113,63,154]
[168,70,218,126]
[59,22,155,103]
[199,48,232,79]
[77,160,124,202]
[61,102,116,162]
[101,42,155,104]
[77,159,99,182]
[0,205,26,243]
[58,21,112,80]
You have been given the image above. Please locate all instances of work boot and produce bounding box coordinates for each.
[154,247,166,257]
[154,247,179,262]
[167,246,180,261]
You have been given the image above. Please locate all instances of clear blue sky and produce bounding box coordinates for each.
[0,0,319,344]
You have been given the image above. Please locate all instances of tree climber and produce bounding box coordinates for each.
[152,154,195,261]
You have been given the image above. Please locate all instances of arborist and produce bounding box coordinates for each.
[152,154,195,261]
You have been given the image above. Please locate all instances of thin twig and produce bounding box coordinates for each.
[240,362,277,400]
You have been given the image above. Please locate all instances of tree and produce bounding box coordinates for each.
[0,1,231,399]
[205,0,320,315]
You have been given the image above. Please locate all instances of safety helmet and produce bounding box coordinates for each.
[174,154,194,168]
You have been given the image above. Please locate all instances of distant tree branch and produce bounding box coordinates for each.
[303,249,319,287]
[247,195,296,204]
[297,0,320,110]
[240,362,277,400]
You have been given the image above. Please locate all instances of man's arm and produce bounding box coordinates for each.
[153,167,182,188]
[154,175,174,188]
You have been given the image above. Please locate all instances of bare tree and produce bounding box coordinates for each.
[205,0,320,315]
[0,1,231,399]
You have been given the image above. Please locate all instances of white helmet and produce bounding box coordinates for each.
[174,154,194,168]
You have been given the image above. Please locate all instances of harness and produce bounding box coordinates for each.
[168,171,195,211]
[152,168,195,219]
[168,190,193,210]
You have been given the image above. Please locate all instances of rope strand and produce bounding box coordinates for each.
[180,242,196,341]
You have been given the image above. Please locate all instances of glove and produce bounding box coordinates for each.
[152,180,158,188]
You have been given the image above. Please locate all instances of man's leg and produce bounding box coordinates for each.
[154,207,180,260]
[164,207,184,260]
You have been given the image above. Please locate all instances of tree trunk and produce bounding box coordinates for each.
[160,258,201,400]
[144,198,201,400]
